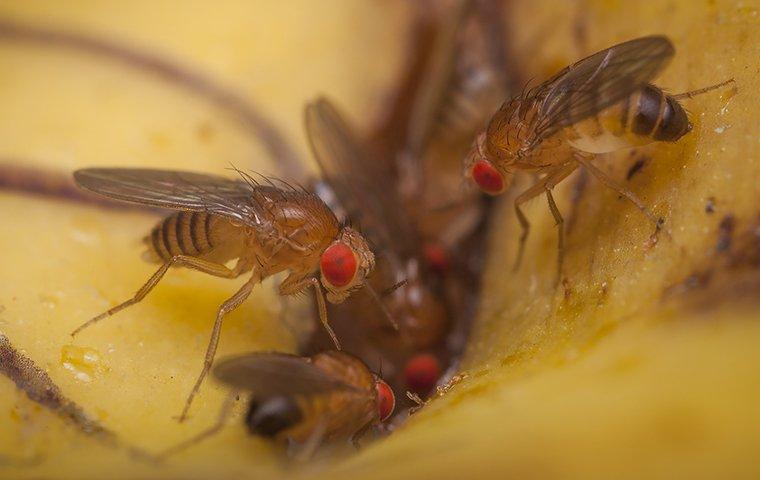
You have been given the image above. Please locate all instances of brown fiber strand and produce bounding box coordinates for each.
[0,19,303,179]
[0,162,162,211]
[0,334,157,463]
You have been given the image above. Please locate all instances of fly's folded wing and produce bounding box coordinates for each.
[304,99,419,263]
[532,35,675,139]
[213,352,360,398]
[74,167,296,231]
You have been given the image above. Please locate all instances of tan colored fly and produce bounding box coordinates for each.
[299,3,510,398]
[399,0,510,264]
[71,167,375,421]
[305,98,451,397]
[159,350,395,459]
[464,35,735,275]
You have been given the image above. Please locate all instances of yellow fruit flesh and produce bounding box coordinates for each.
[1,1,759,479]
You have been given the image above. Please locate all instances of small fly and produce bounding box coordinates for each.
[464,35,735,274]
[159,350,395,459]
[72,167,376,421]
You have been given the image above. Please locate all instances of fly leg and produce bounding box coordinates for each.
[348,412,377,450]
[160,391,238,458]
[574,154,664,231]
[310,279,341,350]
[178,274,258,422]
[672,78,735,100]
[545,187,564,281]
[363,283,400,332]
[513,163,578,272]
[513,184,545,272]
[72,256,246,336]
[407,391,427,415]
[279,274,341,350]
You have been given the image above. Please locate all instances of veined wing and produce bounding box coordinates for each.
[409,0,509,153]
[304,98,417,260]
[405,0,472,158]
[485,35,674,148]
[213,352,359,397]
[531,35,675,141]
[74,167,276,228]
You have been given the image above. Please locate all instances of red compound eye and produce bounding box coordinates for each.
[471,159,505,195]
[423,243,451,275]
[404,353,441,395]
[375,379,395,421]
[320,242,357,288]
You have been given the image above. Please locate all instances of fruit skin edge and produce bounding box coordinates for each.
[0,0,758,479]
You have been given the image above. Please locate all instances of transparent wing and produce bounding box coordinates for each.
[304,98,417,259]
[213,352,358,397]
[408,0,508,153]
[529,36,675,141]
[74,168,263,227]
[404,0,472,158]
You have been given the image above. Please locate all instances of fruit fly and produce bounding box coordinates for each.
[396,0,510,271]
[464,35,735,274]
[368,1,511,376]
[71,168,376,421]
[299,1,512,400]
[304,98,449,399]
[377,0,510,395]
[159,350,395,458]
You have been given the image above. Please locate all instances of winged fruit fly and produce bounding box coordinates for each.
[71,167,376,421]
[463,35,735,275]
[158,350,395,458]
[363,1,510,398]
[375,0,510,394]
[396,0,510,272]
[305,98,449,398]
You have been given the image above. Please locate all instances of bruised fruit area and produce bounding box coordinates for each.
[1,1,759,479]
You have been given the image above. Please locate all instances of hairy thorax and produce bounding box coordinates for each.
[243,188,340,277]
[144,186,341,281]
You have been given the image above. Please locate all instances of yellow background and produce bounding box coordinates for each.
[0,1,758,479]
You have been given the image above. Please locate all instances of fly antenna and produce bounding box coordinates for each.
[364,283,400,331]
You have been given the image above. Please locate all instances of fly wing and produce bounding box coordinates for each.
[74,167,268,228]
[304,98,418,260]
[404,0,472,158]
[213,352,359,397]
[530,35,675,141]
[408,0,508,154]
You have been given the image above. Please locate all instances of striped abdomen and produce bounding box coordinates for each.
[145,211,219,262]
[565,84,691,154]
